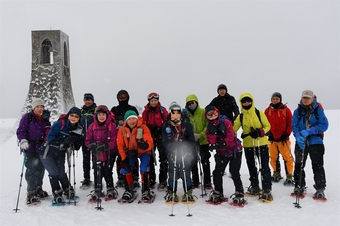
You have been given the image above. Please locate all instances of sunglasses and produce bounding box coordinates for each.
[206,110,218,119]
[147,92,159,100]
[171,110,181,114]
[118,94,128,100]
[187,100,196,106]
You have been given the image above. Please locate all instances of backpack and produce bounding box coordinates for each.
[145,106,166,122]
[297,102,324,139]
[240,108,262,128]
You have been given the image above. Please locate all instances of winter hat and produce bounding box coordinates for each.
[301,90,314,98]
[84,93,94,101]
[217,84,227,93]
[124,110,138,121]
[271,92,282,101]
[96,105,109,114]
[205,105,219,120]
[169,101,181,111]
[67,107,81,118]
[147,92,159,101]
[31,98,45,109]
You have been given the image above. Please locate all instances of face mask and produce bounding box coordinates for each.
[188,103,197,111]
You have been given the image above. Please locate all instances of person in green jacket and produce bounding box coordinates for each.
[233,92,273,201]
[185,94,212,190]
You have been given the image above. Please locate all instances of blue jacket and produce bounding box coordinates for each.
[292,96,328,145]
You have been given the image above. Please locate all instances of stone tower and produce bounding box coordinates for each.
[21,30,75,122]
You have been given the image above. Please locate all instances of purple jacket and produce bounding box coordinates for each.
[16,110,51,153]
[85,113,117,155]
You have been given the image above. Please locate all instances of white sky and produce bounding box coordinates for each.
[0,0,339,118]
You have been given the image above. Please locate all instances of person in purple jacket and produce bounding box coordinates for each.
[204,105,246,206]
[85,105,118,201]
[16,98,51,205]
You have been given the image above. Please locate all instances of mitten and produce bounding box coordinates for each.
[122,158,131,172]
[137,140,149,150]
[241,133,248,139]
[127,149,138,158]
[300,130,309,138]
[249,128,258,139]
[279,133,289,141]
[207,124,218,135]
[20,139,29,151]
[88,142,97,152]
[96,143,105,152]
[296,136,305,150]
[257,128,265,137]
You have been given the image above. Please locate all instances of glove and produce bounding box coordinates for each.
[217,140,226,149]
[209,144,216,152]
[96,143,105,152]
[194,133,200,142]
[207,124,218,135]
[249,128,258,139]
[296,136,305,150]
[88,142,97,152]
[64,135,77,145]
[137,140,149,150]
[20,139,29,151]
[122,158,131,172]
[127,149,138,158]
[279,133,289,141]
[300,130,309,138]
[241,133,248,139]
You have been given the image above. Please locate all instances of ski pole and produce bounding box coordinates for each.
[72,144,77,206]
[196,143,206,197]
[257,138,263,199]
[95,149,103,210]
[169,150,177,217]
[13,152,26,213]
[294,146,305,208]
[181,147,192,217]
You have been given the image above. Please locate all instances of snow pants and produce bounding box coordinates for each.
[25,152,45,193]
[268,140,294,175]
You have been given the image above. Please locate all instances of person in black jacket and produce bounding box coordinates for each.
[209,84,240,123]
[110,90,140,188]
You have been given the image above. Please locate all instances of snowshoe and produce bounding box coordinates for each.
[271,171,283,182]
[36,187,49,200]
[118,190,138,203]
[164,190,179,204]
[115,179,125,188]
[245,184,262,197]
[26,193,40,206]
[88,190,102,203]
[205,190,228,205]
[80,179,92,190]
[157,182,167,191]
[283,174,294,186]
[138,190,156,204]
[133,180,140,189]
[291,187,306,199]
[204,183,214,191]
[230,192,247,207]
[105,188,118,201]
[182,190,196,204]
[52,192,65,206]
[64,187,75,199]
[259,190,273,203]
[313,188,327,202]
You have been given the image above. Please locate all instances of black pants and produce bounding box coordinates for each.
[149,139,168,184]
[244,145,272,191]
[192,144,211,186]
[93,153,116,191]
[82,144,91,180]
[294,144,326,189]
[213,152,243,195]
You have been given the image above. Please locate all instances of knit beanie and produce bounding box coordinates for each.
[84,93,94,101]
[124,110,138,121]
[169,101,181,111]
[271,92,282,101]
[217,84,227,93]
[31,98,45,109]
[67,107,81,118]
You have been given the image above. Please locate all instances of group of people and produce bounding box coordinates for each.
[16,85,329,206]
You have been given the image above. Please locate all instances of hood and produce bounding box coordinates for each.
[239,92,255,113]
[185,94,200,106]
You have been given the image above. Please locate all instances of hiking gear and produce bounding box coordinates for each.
[13,153,26,212]
[106,187,118,199]
[20,139,29,150]
[147,92,159,100]
[26,191,40,206]
[271,171,282,182]
[231,192,247,206]
[64,187,75,199]
[259,189,273,202]
[118,190,138,203]
[284,174,294,186]
[80,178,92,189]
[36,187,49,199]
[246,184,261,196]
[164,190,179,203]
[208,190,225,204]
[182,190,195,203]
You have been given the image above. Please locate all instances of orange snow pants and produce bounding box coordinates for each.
[268,140,294,175]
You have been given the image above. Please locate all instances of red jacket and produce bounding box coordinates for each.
[264,103,292,140]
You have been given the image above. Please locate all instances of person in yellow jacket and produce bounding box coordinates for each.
[117,110,154,202]
[233,92,273,201]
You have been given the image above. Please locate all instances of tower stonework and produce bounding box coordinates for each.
[21,30,75,122]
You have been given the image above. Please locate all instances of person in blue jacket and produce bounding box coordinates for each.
[40,107,83,204]
[292,90,328,199]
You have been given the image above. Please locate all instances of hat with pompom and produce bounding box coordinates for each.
[169,101,181,111]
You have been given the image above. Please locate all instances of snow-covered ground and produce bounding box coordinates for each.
[0,110,339,226]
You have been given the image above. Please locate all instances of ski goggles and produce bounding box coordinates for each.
[206,110,218,120]
[186,100,196,106]
[118,93,128,101]
[147,92,159,100]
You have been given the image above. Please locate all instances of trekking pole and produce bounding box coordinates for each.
[181,147,192,217]
[294,146,305,208]
[95,150,103,210]
[13,152,26,213]
[72,144,77,206]
[67,147,72,205]
[257,138,263,199]
[196,144,206,197]
[169,150,177,217]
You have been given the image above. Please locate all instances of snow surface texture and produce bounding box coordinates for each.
[0,111,339,226]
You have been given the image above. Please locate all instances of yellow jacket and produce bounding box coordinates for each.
[233,92,270,148]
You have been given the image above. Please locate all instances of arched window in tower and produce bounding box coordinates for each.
[64,42,68,66]
[41,39,53,64]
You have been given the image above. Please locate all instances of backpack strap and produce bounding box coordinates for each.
[240,108,262,128]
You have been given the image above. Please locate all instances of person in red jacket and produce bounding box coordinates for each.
[264,92,294,185]
[142,92,168,189]
[117,110,154,202]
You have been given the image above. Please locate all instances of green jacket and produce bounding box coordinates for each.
[185,94,208,145]
[233,92,270,148]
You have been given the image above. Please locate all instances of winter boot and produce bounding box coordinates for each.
[208,190,225,204]
[81,178,92,188]
[53,190,64,203]
[106,187,118,199]
[121,190,135,201]
[182,190,195,203]
[64,187,75,199]
[259,189,273,201]
[247,184,261,195]
[204,183,214,190]
[271,171,282,182]
[35,186,49,200]
[293,187,306,197]
[164,190,179,203]
[157,181,167,191]
[232,191,246,205]
[314,188,325,199]
[115,175,125,188]
[26,190,40,205]
[284,174,294,186]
